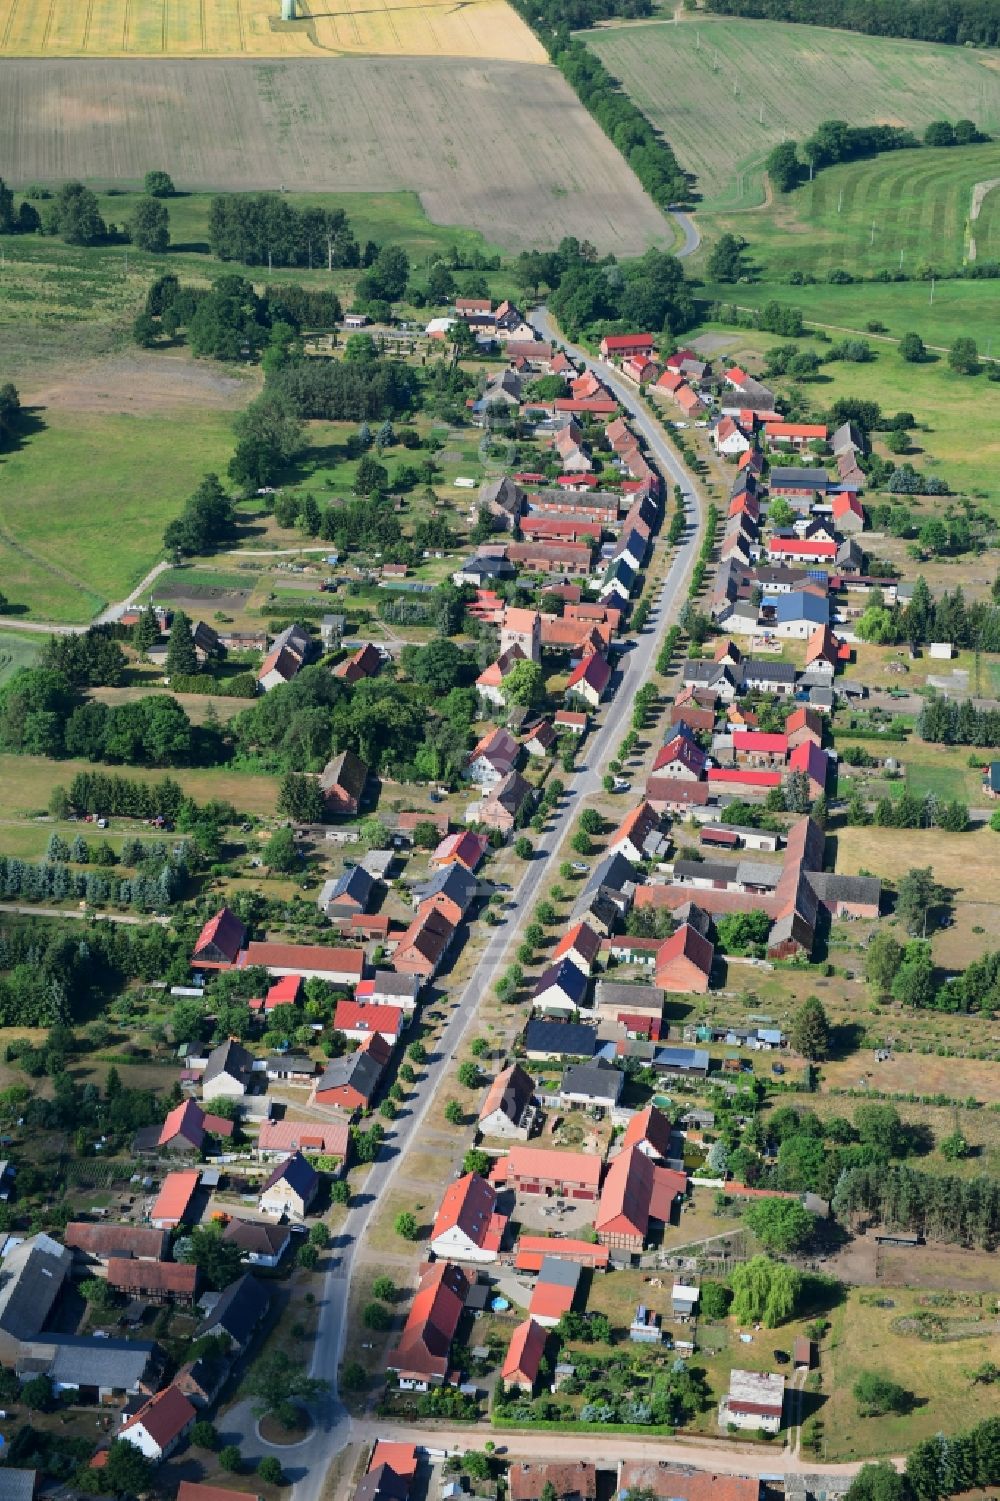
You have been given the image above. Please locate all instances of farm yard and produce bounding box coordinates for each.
[0,0,546,61]
[582,14,1000,212]
[0,57,672,252]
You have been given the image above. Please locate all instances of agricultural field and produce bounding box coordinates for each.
[0,58,672,253]
[0,750,281,816]
[0,0,545,61]
[582,14,1000,212]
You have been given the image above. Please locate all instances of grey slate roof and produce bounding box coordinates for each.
[261,1151,318,1204]
[413,864,478,913]
[537,1255,583,1290]
[735,860,782,890]
[559,1061,624,1104]
[315,1050,383,1100]
[202,1038,254,1086]
[0,1233,73,1342]
[17,1333,158,1392]
[807,871,881,908]
[595,980,665,1012]
[0,1472,35,1501]
[196,1273,270,1346]
[770,467,830,489]
[533,958,588,1006]
[674,859,736,885]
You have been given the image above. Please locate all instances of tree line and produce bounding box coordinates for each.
[703,0,1000,47]
[208,195,361,269]
[765,120,920,193]
[918,696,1000,748]
[857,579,1000,653]
[137,274,342,363]
[0,854,182,914]
[833,1162,1000,1248]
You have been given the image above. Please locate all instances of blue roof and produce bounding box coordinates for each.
[771,591,829,626]
[655,1046,709,1070]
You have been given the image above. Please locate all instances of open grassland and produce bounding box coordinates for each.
[0,58,671,253]
[583,14,1000,211]
[689,325,1000,508]
[700,143,1000,280]
[0,752,280,816]
[0,0,545,61]
[0,402,237,621]
[824,1288,1000,1460]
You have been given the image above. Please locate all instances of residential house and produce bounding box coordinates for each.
[523,720,557,758]
[554,709,588,737]
[222,1219,292,1269]
[832,420,867,457]
[652,731,708,782]
[608,801,668,863]
[501,1318,547,1394]
[832,492,865,533]
[719,1369,785,1433]
[712,416,752,457]
[764,421,827,449]
[258,623,310,693]
[465,727,520,787]
[318,865,376,921]
[551,921,601,978]
[385,1260,469,1388]
[767,536,837,565]
[528,1258,582,1327]
[311,1036,390,1114]
[565,653,611,709]
[429,831,486,872]
[334,999,404,1048]
[655,923,714,994]
[429,1172,506,1263]
[600,333,654,360]
[785,705,823,749]
[201,1039,254,1102]
[195,1274,271,1352]
[393,904,456,981]
[474,769,533,836]
[557,1060,624,1109]
[191,906,246,971]
[621,1104,674,1162]
[265,1054,316,1084]
[258,1152,319,1219]
[149,1099,234,1154]
[369,970,421,1010]
[149,1171,200,1230]
[788,739,829,798]
[256,1118,349,1165]
[593,980,664,1027]
[733,731,788,768]
[478,1064,537,1140]
[334,642,382,685]
[412,864,478,928]
[120,1385,196,1462]
[476,645,527,707]
[319,750,369,815]
[532,958,589,1018]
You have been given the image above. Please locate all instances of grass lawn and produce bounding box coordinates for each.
[0,629,41,685]
[583,14,1000,212]
[823,1287,1000,1460]
[0,407,236,621]
[0,752,281,817]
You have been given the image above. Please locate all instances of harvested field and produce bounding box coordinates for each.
[0,57,671,253]
[0,0,545,61]
[24,351,257,415]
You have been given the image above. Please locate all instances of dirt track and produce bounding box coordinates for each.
[0,56,673,253]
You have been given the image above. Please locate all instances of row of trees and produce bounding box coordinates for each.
[208,195,361,269]
[0,856,181,915]
[833,1162,1000,1248]
[704,0,1000,47]
[766,120,920,192]
[859,580,1000,652]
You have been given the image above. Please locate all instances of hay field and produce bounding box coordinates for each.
[583,15,1000,210]
[0,0,545,61]
[0,58,671,252]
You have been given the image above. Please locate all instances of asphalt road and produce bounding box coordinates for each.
[221,317,706,1495]
[671,209,701,259]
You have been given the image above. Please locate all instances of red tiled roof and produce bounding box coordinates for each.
[243,942,364,979]
[732,731,788,755]
[502,1146,601,1191]
[150,1170,200,1224]
[552,922,601,967]
[602,333,654,352]
[656,922,714,979]
[768,538,837,559]
[192,906,245,964]
[502,1317,547,1386]
[765,421,827,440]
[431,1172,502,1252]
[386,1261,469,1381]
[122,1385,195,1447]
[565,653,611,694]
[108,1259,198,1296]
[622,1104,673,1158]
[334,1000,403,1037]
[257,1119,349,1156]
[707,768,782,788]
